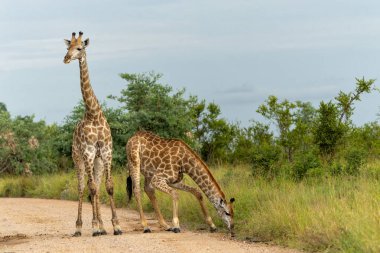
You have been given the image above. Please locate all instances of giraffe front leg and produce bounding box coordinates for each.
[144,180,171,230]
[151,177,181,233]
[73,158,85,237]
[172,182,217,232]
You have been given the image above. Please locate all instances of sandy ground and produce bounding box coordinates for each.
[0,198,300,253]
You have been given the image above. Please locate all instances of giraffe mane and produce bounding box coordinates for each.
[174,139,226,199]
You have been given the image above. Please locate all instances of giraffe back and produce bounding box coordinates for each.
[126,131,224,196]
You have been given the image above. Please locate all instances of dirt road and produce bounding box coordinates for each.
[0,198,299,253]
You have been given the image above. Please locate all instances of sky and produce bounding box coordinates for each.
[0,0,379,127]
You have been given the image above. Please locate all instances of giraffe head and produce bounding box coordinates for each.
[217,197,235,236]
[63,31,89,64]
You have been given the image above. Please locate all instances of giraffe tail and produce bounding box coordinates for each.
[126,175,133,204]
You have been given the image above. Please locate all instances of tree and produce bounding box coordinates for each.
[231,121,276,165]
[257,96,295,161]
[313,101,345,160]
[194,102,236,163]
[0,111,60,175]
[108,72,196,141]
[0,102,7,113]
[256,96,316,162]
[335,77,376,124]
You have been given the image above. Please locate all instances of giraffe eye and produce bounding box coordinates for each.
[224,211,231,216]
[77,48,82,51]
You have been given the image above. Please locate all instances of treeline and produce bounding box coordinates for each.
[1,72,379,179]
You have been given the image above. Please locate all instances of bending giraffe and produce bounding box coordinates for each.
[63,31,122,236]
[126,131,235,236]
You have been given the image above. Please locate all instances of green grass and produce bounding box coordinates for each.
[0,164,379,253]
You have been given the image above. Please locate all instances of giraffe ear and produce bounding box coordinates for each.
[83,38,90,47]
[64,39,71,47]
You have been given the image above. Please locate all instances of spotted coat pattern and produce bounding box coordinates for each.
[63,32,121,237]
[126,131,235,234]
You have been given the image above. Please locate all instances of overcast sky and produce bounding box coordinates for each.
[0,0,379,127]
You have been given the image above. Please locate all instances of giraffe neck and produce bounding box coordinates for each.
[79,53,102,119]
[184,154,226,209]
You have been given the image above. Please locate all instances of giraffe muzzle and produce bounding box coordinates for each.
[63,56,71,64]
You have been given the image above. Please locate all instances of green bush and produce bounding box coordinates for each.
[292,151,321,180]
[344,148,366,176]
[329,162,344,176]
[251,143,281,178]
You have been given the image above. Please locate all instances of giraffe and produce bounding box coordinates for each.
[126,131,235,236]
[63,31,122,237]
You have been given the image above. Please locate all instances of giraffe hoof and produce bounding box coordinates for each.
[100,230,107,235]
[73,231,81,237]
[172,227,181,233]
[113,229,122,235]
[210,227,217,233]
[166,228,173,232]
[143,228,152,233]
[92,231,101,237]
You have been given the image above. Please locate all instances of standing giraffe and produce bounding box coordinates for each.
[126,131,235,236]
[63,31,122,236]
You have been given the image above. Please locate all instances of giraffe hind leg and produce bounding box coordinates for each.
[101,151,122,235]
[94,157,107,235]
[82,147,100,236]
[129,158,150,232]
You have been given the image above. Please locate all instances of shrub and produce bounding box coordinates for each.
[344,148,366,176]
[291,151,321,180]
[251,143,281,178]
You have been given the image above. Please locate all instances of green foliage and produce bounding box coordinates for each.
[344,148,366,176]
[345,122,380,159]
[257,96,316,162]
[257,95,295,161]
[0,111,60,175]
[335,77,376,124]
[0,102,7,113]
[251,142,282,178]
[194,102,237,163]
[313,101,345,159]
[291,151,321,180]
[1,74,379,179]
[108,72,196,141]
